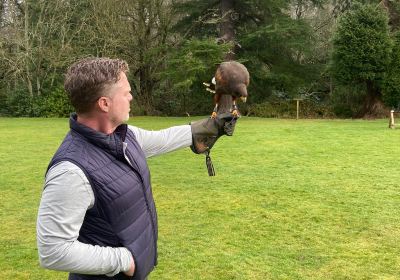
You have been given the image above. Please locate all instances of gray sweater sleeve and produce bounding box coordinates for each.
[37,161,132,276]
[37,125,192,275]
[128,124,192,158]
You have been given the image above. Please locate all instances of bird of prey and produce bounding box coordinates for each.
[203,61,250,118]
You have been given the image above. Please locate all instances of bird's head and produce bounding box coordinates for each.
[236,83,248,103]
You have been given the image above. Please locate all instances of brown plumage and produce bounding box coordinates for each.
[203,61,250,118]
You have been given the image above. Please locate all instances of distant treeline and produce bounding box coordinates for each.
[0,0,399,118]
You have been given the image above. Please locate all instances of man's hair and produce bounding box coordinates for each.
[64,57,129,114]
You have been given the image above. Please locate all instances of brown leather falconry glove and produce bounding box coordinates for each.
[190,113,237,154]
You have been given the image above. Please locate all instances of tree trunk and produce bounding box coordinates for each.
[216,0,237,116]
[138,66,154,115]
[36,76,41,96]
[219,0,235,61]
[379,0,400,31]
[26,76,33,97]
[357,80,386,118]
[24,0,33,97]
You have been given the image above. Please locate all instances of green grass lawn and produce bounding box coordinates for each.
[1,117,400,279]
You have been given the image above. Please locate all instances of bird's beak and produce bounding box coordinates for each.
[240,97,247,103]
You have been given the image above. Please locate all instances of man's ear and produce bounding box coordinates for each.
[97,96,110,113]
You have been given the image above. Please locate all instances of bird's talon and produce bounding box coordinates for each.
[231,110,239,117]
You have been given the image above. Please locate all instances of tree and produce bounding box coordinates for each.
[1,0,93,96]
[0,0,97,116]
[171,0,325,112]
[110,0,176,115]
[380,0,400,109]
[161,38,230,115]
[382,31,400,109]
[330,3,392,117]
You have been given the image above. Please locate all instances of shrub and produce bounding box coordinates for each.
[330,85,366,118]
[0,86,73,117]
[32,87,73,117]
[248,100,334,118]
[3,89,34,117]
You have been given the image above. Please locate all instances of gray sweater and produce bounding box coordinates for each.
[37,124,192,276]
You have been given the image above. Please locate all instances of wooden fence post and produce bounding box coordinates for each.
[293,98,302,120]
[389,110,395,129]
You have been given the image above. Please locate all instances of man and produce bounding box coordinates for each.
[36,57,235,280]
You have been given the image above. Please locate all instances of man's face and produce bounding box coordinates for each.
[107,72,132,126]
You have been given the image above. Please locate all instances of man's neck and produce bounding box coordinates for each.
[77,114,117,135]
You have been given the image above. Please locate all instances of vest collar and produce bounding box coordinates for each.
[69,113,127,159]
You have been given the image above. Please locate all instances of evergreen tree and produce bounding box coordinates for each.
[170,0,325,114]
[330,3,392,117]
[382,31,400,109]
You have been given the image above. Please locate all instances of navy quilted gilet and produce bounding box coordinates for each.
[47,114,157,280]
